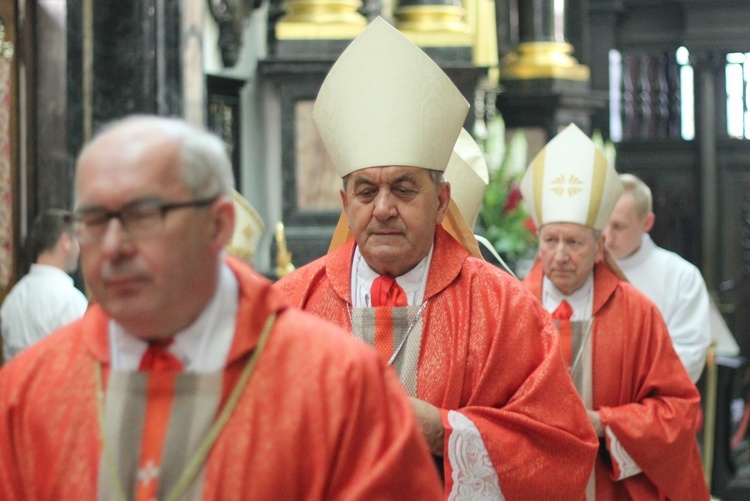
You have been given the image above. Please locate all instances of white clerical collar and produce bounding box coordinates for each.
[109,261,239,373]
[616,233,654,270]
[542,272,594,320]
[351,244,433,307]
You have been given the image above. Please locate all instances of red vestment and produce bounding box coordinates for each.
[524,260,710,500]
[0,258,443,500]
[275,226,599,500]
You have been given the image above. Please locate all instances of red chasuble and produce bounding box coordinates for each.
[275,226,600,500]
[524,260,710,500]
[0,258,443,500]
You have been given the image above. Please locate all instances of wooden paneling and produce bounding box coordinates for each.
[614,140,702,264]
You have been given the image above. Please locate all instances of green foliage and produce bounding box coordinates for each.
[476,114,537,264]
[591,129,617,168]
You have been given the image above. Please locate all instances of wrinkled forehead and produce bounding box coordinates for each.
[539,222,598,240]
[348,165,434,184]
[75,130,185,205]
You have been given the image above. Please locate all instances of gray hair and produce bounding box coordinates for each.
[618,173,652,220]
[342,168,444,191]
[76,115,235,200]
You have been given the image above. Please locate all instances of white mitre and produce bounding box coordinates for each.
[520,123,622,231]
[319,17,483,257]
[443,128,489,228]
[312,16,469,177]
[227,190,265,264]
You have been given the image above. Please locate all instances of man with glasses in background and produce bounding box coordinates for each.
[0,115,443,499]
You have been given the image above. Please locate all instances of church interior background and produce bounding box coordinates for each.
[2,0,750,497]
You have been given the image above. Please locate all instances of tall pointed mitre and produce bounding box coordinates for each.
[520,124,622,232]
[227,190,265,265]
[317,17,483,257]
[443,128,490,228]
[312,16,469,176]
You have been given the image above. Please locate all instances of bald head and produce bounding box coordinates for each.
[76,116,235,203]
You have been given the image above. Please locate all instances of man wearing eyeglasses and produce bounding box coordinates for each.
[0,115,443,499]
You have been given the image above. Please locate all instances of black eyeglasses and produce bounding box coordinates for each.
[71,196,219,243]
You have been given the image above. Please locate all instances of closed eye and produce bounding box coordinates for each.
[392,185,418,199]
[355,189,377,201]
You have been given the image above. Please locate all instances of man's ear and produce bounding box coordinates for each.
[340,188,349,212]
[594,233,606,263]
[212,196,236,251]
[643,212,655,232]
[435,181,451,225]
[57,232,72,253]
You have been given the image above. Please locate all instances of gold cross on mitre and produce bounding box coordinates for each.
[519,124,623,232]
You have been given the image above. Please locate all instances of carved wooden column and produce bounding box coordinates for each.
[496,0,605,143]
[499,0,588,83]
[394,0,472,48]
[692,51,721,291]
[619,51,681,141]
[274,0,367,41]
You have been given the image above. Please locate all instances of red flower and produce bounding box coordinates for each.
[524,217,537,233]
[503,183,522,214]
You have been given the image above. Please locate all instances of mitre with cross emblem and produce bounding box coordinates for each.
[519,123,623,232]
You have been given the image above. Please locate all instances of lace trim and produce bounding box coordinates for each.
[447,411,504,500]
[605,426,642,480]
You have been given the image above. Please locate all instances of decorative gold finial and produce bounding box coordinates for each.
[275,222,295,279]
[275,0,367,40]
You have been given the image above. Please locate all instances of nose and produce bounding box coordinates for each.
[99,217,135,258]
[553,242,569,263]
[372,190,397,221]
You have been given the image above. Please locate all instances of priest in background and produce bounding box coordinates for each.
[275,17,598,500]
[604,172,711,383]
[521,124,709,500]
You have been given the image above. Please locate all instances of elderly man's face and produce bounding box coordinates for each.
[537,222,604,296]
[341,166,450,277]
[74,125,230,340]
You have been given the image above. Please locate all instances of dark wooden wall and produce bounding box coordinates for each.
[583,0,750,349]
[570,2,750,497]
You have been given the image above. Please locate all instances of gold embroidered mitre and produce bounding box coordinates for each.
[312,16,469,177]
[520,124,622,231]
[227,190,265,264]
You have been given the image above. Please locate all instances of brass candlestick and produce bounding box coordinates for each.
[275,222,295,279]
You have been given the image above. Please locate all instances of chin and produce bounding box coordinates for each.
[363,245,399,261]
[549,277,573,294]
[103,297,152,320]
